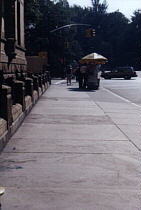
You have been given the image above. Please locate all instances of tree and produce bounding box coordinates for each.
[117,10,141,69]
[91,0,108,14]
[24,0,140,76]
[24,0,41,28]
[99,11,129,67]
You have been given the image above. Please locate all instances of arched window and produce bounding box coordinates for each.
[3,0,17,60]
[0,0,5,39]
[17,0,21,46]
[4,0,16,40]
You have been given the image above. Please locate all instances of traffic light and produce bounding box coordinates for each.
[64,41,70,49]
[92,29,95,37]
[86,28,95,37]
[38,51,48,59]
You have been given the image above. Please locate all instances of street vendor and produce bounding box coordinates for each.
[66,64,72,86]
[78,63,88,88]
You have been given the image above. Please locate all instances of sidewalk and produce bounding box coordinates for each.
[0,80,141,210]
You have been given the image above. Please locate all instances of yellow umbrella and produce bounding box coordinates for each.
[79,53,108,64]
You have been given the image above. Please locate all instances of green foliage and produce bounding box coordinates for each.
[117,10,141,69]
[91,0,108,14]
[24,0,41,27]
[24,0,141,76]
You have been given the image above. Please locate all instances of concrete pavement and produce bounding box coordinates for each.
[0,80,141,210]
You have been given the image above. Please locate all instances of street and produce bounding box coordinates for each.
[53,72,141,106]
[100,71,141,106]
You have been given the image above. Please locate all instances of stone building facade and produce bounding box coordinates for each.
[0,0,50,152]
[0,0,26,75]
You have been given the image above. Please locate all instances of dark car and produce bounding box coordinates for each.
[101,66,137,80]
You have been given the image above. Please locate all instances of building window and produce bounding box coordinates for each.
[17,1,21,46]
[1,0,5,38]
[4,0,16,39]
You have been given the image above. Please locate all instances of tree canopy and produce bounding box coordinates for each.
[24,0,141,76]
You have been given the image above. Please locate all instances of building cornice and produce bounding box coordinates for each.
[16,44,26,52]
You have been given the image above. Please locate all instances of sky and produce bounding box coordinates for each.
[68,0,140,19]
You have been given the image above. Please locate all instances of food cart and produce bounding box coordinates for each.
[79,53,107,90]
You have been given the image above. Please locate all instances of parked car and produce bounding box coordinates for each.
[101,66,137,80]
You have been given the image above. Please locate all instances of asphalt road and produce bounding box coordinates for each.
[52,71,141,106]
[100,71,141,106]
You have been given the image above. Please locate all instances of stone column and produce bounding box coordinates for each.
[38,75,43,90]
[0,85,13,128]
[42,74,45,86]
[33,76,39,93]
[25,77,33,99]
[13,80,25,111]
[4,77,15,104]
[0,71,4,112]
[32,76,39,103]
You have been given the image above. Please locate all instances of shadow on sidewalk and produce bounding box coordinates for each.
[67,87,96,92]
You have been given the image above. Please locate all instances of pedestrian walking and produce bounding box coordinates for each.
[66,65,72,85]
[79,63,88,88]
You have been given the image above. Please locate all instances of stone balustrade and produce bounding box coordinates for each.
[25,78,33,99]
[0,71,51,151]
[0,85,13,128]
[13,80,25,111]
